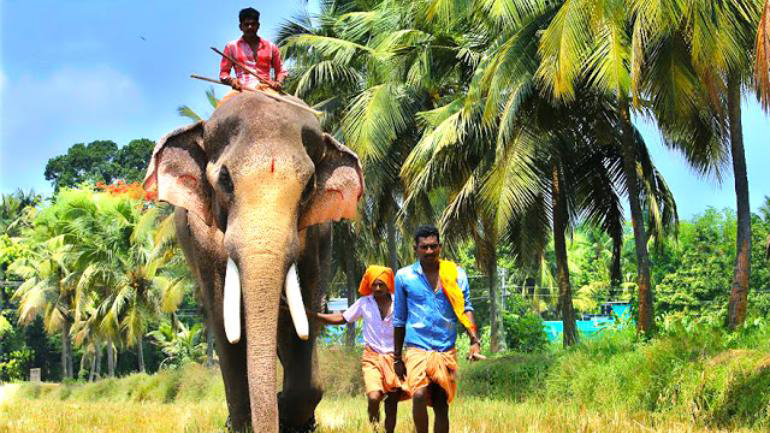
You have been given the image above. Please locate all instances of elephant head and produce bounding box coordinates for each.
[143,92,363,432]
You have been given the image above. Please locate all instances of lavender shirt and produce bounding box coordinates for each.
[343,295,394,354]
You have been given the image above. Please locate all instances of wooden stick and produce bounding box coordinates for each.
[211,46,263,83]
[189,74,322,116]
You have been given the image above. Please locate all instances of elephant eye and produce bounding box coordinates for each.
[218,166,234,194]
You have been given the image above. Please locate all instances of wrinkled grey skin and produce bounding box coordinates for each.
[144,92,363,433]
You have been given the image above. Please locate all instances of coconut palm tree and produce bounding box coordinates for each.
[97,195,177,373]
[534,0,652,333]
[0,189,41,237]
[10,191,84,379]
[401,0,680,346]
[278,0,445,294]
[523,0,731,334]
[278,0,426,269]
[631,0,765,329]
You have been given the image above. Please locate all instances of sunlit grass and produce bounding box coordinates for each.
[0,398,226,433]
[0,394,761,433]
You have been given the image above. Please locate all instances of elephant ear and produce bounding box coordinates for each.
[143,121,212,225]
[299,133,364,230]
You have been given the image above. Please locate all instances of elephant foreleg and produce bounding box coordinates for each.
[175,209,252,431]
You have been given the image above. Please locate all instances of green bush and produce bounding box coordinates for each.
[501,294,548,352]
[0,310,34,382]
[459,352,552,400]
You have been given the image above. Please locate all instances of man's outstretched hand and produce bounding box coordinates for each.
[467,342,486,361]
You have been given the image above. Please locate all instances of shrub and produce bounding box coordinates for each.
[459,352,552,400]
[501,294,548,352]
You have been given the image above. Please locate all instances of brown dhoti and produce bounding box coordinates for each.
[361,346,410,399]
[404,347,458,405]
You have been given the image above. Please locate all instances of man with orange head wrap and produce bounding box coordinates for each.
[312,265,408,433]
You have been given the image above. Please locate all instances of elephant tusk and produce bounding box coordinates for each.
[224,257,242,344]
[285,264,309,340]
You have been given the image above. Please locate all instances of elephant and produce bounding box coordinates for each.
[143,92,364,433]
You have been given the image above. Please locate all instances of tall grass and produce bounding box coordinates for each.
[544,323,770,428]
[3,324,770,431]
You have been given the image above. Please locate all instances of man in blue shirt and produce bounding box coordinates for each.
[393,225,483,433]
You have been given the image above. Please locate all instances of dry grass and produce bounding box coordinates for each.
[0,394,761,433]
[0,397,226,433]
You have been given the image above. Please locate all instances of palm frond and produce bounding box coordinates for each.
[177,105,202,122]
[537,0,593,101]
[757,0,770,111]
[342,84,414,163]
[282,34,372,65]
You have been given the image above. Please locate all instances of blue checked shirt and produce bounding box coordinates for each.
[393,261,474,352]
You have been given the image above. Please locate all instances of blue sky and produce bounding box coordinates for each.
[1,1,768,219]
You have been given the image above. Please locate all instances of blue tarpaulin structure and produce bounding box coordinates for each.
[543,302,631,342]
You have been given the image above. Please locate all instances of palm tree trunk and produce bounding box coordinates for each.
[137,335,146,373]
[618,95,655,335]
[726,74,752,330]
[78,350,88,380]
[97,345,103,379]
[552,162,578,346]
[486,252,502,352]
[61,319,73,379]
[387,217,399,272]
[107,342,115,378]
[479,216,503,353]
[88,349,97,382]
[610,235,623,299]
[93,343,103,381]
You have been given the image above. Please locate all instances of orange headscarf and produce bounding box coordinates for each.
[358,265,395,295]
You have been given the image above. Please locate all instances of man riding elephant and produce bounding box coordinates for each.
[220,7,286,93]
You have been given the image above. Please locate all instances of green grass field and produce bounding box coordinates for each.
[2,327,770,432]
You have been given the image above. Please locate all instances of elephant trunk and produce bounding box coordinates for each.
[239,253,284,433]
[225,209,305,433]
